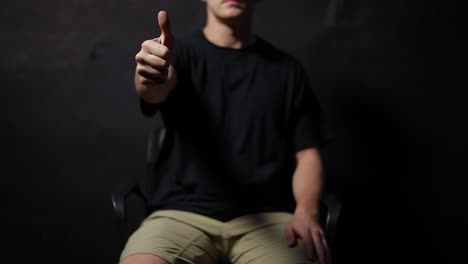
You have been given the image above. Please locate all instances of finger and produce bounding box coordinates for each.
[158,11,173,49]
[137,75,166,86]
[141,40,170,60]
[139,75,155,86]
[136,64,168,80]
[311,229,325,264]
[285,223,297,247]
[319,230,330,258]
[135,51,170,70]
[300,230,315,260]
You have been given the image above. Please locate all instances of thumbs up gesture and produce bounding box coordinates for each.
[156,11,174,49]
[135,11,175,89]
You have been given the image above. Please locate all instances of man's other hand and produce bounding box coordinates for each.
[285,208,330,264]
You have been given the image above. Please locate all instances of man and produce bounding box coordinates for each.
[121,0,329,263]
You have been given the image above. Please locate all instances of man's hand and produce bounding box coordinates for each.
[285,208,329,264]
[135,11,175,91]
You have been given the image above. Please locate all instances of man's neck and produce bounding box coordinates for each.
[203,12,253,49]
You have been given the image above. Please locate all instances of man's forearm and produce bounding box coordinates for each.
[292,148,323,219]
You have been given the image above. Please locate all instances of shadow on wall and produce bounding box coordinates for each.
[308,0,450,263]
[318,78,446,263]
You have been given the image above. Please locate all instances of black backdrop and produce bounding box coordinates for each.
[1,0,465,263]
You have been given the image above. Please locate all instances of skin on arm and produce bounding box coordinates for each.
[134,11,177,104]
[285,147,330,264]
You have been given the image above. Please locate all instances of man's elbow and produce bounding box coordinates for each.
[295,147,321,164]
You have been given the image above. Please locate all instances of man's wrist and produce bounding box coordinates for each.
[294,203,319,220]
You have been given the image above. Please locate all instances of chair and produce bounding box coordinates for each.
[112,118,342,263]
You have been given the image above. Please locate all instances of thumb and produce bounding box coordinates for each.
[158,11,174,49]
[285,223,297,247]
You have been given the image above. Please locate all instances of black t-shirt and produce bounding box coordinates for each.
[141,31,322,221]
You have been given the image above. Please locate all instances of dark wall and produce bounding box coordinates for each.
[1,0,464,263]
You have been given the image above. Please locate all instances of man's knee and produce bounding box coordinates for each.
[120,253,169,264]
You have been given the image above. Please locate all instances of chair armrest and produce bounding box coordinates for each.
[323,192,342,246]
[112,121,164,224]
[111,181,140,221]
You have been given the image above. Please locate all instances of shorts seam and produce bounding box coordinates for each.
[174,233,217,264]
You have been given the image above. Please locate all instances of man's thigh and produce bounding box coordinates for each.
[229,223,317,264]
[120,253,169,264]
[120,214,219,264]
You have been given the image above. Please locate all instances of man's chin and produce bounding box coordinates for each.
[217,9,248,22]
[222,9,245,18]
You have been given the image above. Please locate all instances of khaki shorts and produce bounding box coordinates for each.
[120,210,317,264]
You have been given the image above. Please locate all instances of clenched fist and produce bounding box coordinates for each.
[134,11,176,103]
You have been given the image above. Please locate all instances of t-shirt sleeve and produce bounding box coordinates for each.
[291,62,322,152]
[138,38,186,117]
[139,97,160,117]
